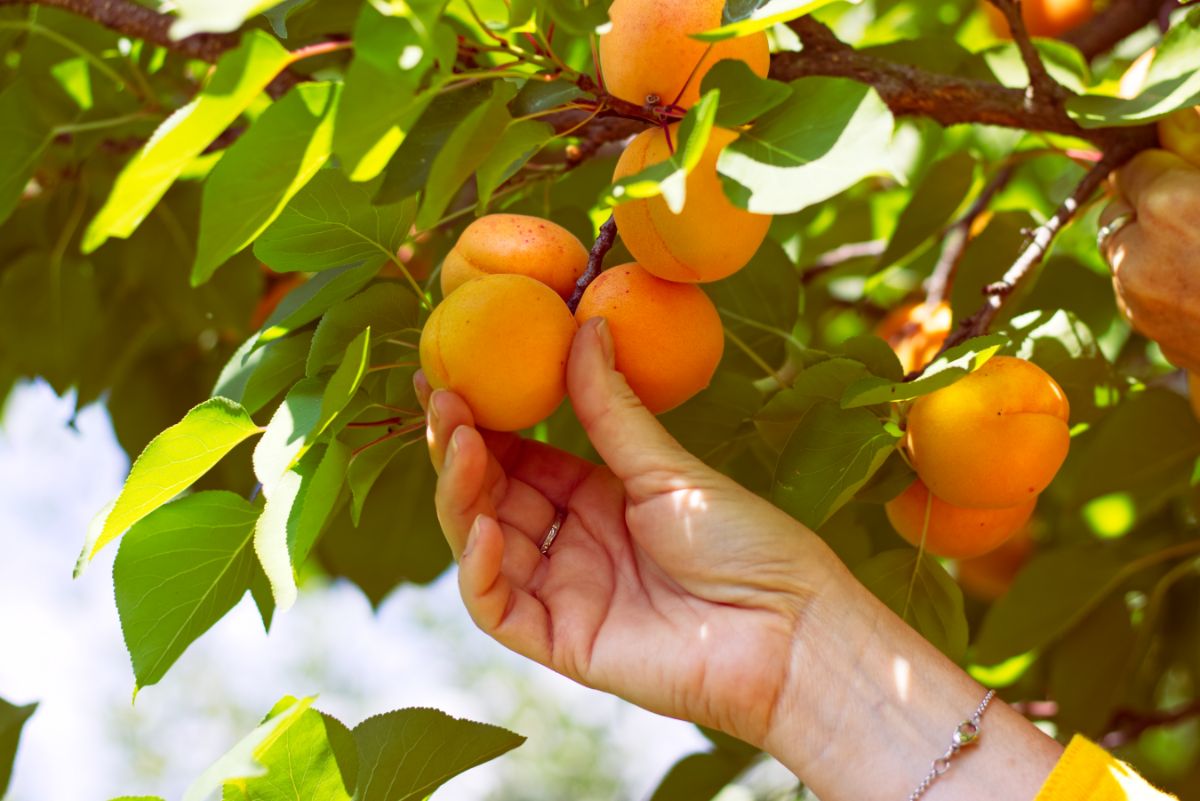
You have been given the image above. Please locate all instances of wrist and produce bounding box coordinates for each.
[761,554,1062,801]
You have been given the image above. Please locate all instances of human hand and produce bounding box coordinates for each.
[415,317,846,749]
[1101,149,1200,372]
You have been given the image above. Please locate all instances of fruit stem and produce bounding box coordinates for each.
[567,214,619,313]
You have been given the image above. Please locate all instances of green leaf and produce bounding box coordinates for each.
[308,283,421,376]
[0,80,56,225]
[694,0,850,41]
[840,334,1007,408]
[223,708,356,801]
[698,60,792,127]
[716,78,894,215]
[217,332,314,416]
[353,708,524,801]
[1063,389,1200,505]
[1067,9,1200,127]
[974,546,1127,665]
[771,400,900,528]
[334,3,449,180]
[318,445,449,606]
[183,697,316,801]
[0,697,36,798]
[755,358,873,449]
[258,259,384,343]
[113,492,262,689]
[374,81,497,205]
[1048,593,1135,738]
[475,119,556,209]
[414,81,518,229]
[347,436,420,526]
[647,750,755,801]
[876,151,976,269]
[605,93,719,213]
[509,78,583,117]
[170,0,287,36]
[839,335,904,382]
[192,82,341,285]
[254,378,325,488]
[854,549,968,662]
[255,441,350,611]
[254,171,415,274]
[316,328,371,444]
[83,31,292,252]
[84,398,261,564]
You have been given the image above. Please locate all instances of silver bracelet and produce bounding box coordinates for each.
[907,689,997,801]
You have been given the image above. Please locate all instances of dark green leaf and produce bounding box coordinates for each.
[308,283,421,376]
[647,749,755,801]
[840,335,1007,408]
[1048,593,1135,738]
[509,78,584,117]
[475,119,556,209]
[0,697,36,798]
[876,151,976,269]
[353,708,524,801]
[854,549,968,662]
[696,0,848,41]
[258,259,384,343]
[771,400,900,528]
[0,80,56,225]
[699,59,792,127]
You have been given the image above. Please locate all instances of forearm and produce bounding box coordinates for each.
[764,554,1062,801]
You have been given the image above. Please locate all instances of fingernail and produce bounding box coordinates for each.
[429,390,446,425]
[444,426,461,466]
[594,317,615,367]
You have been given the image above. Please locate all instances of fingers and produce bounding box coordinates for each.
[435,425,497,557]
[1099,198,1135,269]
[1114,149,1192,214]
[459,514,552,664]
[567,317,702,500]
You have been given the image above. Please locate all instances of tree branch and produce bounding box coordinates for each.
[567,215,618,313]
[986,0,1070,106]
[1101,699,1200,749]
[925,165,1016,305]
[1063,0,1168,60]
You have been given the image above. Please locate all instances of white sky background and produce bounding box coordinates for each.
[0,380,709,801]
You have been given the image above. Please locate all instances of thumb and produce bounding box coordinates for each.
[568,317,701,498]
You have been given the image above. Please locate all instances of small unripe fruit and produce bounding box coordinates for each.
[441,214,589,300]
[420,274,578,431]
[886,479,1036,560]
[575,263,724,413]
[906,356,1070,509]
[984,0,1093,39]
[875,301,953,374]
[599,0,769,110]
[613,125,771,283]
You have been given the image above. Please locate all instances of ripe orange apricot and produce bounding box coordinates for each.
[984,0,1093,38]
[575,263,724,413]
[905,356,1070,509]
[599,0,769,110]
[440,214,589,300]
[956,525,1035,600]
[613,125,771,283]
[876,301,953,374]
[886,478,1036,560]
[420,274,577,431]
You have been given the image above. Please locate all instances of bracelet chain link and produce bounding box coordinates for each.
[907,689,997,801]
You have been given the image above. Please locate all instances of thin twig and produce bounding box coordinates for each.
[986,0,1070,106]
[1102,700,1200,749]
[799,239,887,285]
[925,165,1016,305]
[567,215,619,313]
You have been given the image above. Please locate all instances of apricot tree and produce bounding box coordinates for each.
[1,0,1200,797]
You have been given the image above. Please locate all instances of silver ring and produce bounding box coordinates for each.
[1097,211,1136,255]
[539,509,566,555]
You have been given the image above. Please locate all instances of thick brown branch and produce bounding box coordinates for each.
[567,215,618,313]
[1063,0,1166,60]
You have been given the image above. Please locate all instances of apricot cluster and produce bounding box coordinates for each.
[886,356,1070,559]
[420,8,774,431]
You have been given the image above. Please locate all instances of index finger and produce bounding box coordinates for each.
[1114,149,1192,211]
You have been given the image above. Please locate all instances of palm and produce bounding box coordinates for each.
[471,431,809,744]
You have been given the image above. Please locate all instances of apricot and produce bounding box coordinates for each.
[1158,107,1200,169]
[905,356,1070,509]
[440,214,589,300]
[984,0,1093,38]
[876,301,953,374]
[420,274,577,431]
[575,263,724,413]
[599,0,769,110]
[886,478,1036,559]
[613,125,771,283]
[957,525,1035,600]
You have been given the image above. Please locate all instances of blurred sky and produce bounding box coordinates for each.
[0,380,709,801]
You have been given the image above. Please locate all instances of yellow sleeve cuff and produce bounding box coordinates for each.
[1035,735,1176,801]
